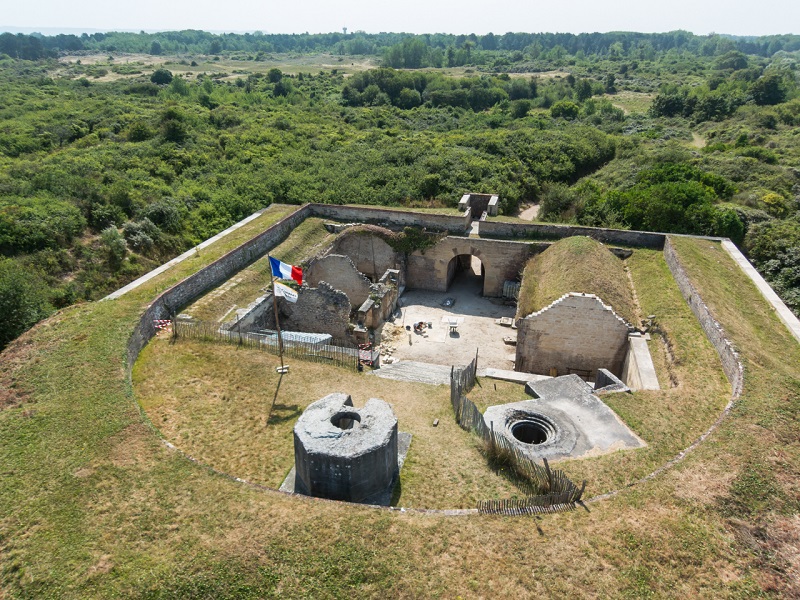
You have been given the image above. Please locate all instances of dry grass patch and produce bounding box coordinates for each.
[133,338,521,508]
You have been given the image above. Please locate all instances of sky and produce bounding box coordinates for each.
[2,0,798,37]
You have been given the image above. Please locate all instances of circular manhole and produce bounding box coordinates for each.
[330,411,361,430]
[510,414,557,445]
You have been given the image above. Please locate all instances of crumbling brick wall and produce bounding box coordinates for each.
[329,229,401,282]
[271,282,351,343]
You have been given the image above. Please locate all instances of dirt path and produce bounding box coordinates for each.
[691,132,706,148]
[517,204,540,221]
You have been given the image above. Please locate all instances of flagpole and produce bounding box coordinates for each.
[267,254,286,372]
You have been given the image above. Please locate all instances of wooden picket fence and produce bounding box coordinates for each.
[173,320,360,370]
[448,362,585,515]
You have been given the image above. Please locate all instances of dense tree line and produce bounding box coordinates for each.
[3,30,800,62]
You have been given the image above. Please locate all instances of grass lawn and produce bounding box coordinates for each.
[2,213,799,596]
[134,338,521,508]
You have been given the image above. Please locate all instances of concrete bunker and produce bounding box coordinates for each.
[483,375,645,462]
[512,236,660,387]
[288,392,411,505]
[458,193,499,218]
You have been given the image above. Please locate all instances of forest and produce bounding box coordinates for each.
[0,29,798,350]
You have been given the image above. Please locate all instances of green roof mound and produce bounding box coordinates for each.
[516,236,637,325]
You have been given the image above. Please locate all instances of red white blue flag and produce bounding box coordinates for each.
[269,257,303,285]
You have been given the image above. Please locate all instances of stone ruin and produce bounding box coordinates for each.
[291,393,406,504]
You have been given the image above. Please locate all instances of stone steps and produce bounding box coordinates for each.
[369,361,453,386]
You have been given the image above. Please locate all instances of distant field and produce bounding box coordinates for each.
[605,90,655,114]
[57,52,381,81]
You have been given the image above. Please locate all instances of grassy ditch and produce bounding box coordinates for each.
[1,216,798,597]
[183,217,334,322]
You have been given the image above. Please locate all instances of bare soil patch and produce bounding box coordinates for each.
[382,267,517,370]
[517,203,540,221]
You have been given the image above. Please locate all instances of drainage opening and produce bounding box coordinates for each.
[510,414,556,445]
[331,411,361,430]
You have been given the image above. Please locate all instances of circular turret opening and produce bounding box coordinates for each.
[331,411,361,430]
[510,414,556,445]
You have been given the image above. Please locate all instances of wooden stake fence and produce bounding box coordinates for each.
[449,359,586,515]
[173,320,360,370]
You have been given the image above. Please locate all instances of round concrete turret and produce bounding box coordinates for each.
[293,392,398,503]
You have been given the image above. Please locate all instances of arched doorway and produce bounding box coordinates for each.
[446,254,485,295]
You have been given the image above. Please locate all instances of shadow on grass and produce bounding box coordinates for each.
[268,403,302,425]
[390,478,403,507]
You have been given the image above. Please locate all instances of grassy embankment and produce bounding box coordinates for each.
[183,217,335,322]
[516,236,638,324]
[2,220,799,597]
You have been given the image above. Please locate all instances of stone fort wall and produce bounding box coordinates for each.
[125,204,312,373]
[663,238,744,397]
[305,254,372,309]
[309,204,471,234]
[515,293,631,378]
[479,221,666,249]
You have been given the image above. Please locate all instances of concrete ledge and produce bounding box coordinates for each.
[624,336,660,391]
[722,240,800,345]
[481,368,551,385]
[104,206,275,300]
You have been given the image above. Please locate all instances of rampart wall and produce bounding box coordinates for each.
[478,221,666,249]
[125,204,312,373]
[309,204,471,234]
[663,237,744,397]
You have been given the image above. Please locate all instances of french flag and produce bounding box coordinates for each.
[269,257,303,285]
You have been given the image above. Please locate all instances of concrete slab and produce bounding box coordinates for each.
[721,240,800,345]
[481,368,551,385]
[627,336,660,390]
[485,374,646,462]
[368,361,452,386]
